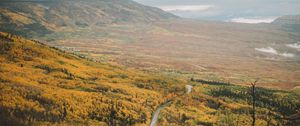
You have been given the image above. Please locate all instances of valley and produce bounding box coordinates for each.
[0,0,300,126]
[40,20,300,89]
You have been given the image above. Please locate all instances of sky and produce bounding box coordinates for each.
[133,0,300,23]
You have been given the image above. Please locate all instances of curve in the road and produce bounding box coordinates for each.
[149,85,193,126]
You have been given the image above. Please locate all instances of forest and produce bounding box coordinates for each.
[0,32,185,125]
[1,32,299,125]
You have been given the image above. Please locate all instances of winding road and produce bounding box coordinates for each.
[149,85,193,126]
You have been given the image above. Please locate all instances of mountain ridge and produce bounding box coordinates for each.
[0,0,177,37]
[272,15,300,32]
[272,15,300,25]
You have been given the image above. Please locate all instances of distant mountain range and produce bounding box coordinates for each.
[0,0,177,37]
[273,15,300,25]
[272,15,300,32]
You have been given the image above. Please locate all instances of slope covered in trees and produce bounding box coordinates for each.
[157,80,300,126]
[0,32,185,125]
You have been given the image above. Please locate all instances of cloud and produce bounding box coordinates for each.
[158,5,215,12]
[286,42,300,51]
[134,0,300,21]
[255,47,278,55]
[229,17,277,24]
[255,47,295,58]
[280,52,295,58]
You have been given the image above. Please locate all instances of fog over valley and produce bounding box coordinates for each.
[134,0,300,23]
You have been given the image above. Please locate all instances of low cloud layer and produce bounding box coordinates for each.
[255,47,295,58]
[280,53,295,58]
[229,17,277,24]
[286,42,300,51]
[158,5,214,12]
[255,47,278,54]
[134,0,300,21]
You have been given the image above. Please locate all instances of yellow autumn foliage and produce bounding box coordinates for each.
[0,32,186,126]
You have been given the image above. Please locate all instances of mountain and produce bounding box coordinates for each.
[0,32,184,125]
[1,1,300,125]
[272,15,300,32]
[0,0,177,37]
[272,15,300,25]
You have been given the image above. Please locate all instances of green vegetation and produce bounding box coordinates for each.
[156,79,300,126]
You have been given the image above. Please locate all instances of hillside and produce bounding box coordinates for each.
[272,15,300,25]
[0,32,185,125]
[1,1,299,90]
[272,15,300,32]
[1,1,300,125]
[0,0,177,37]
[1,32,299,126]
